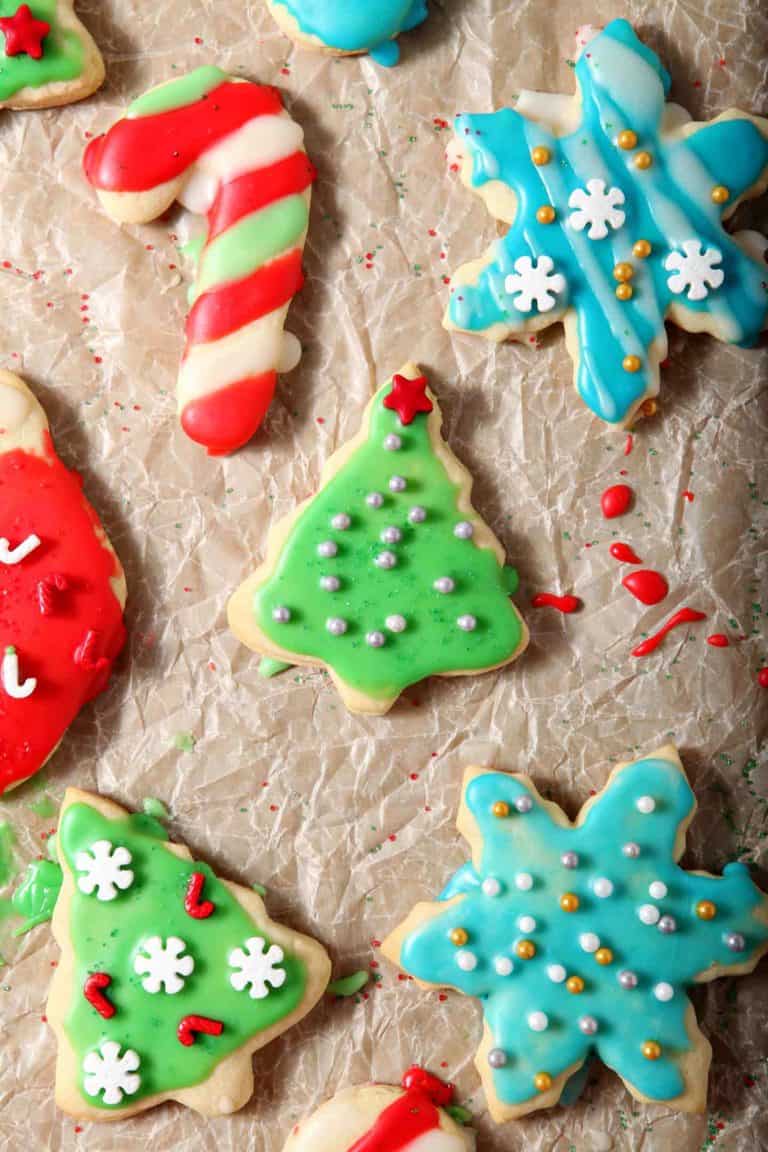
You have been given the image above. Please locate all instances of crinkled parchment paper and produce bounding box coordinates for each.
[0,1,766,1149]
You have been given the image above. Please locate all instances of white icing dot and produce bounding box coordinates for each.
[317,541,338,558]
[326,617,348,636]
[547,964,566,984]
[636,795,656,814]
[515,872,533,891]
[454,521,474,539]
[482,877,502,898]
[654,981,674,1002]
[456,949,477,972]
[494,956,514,976]
[649,881,668,900]
[592,877,614,899]
[384,434,402,451]
[380,526,402,544]
[518,915,536,933]
[385,614,407,633]
[579,932,600,953]
[366,492,384,508]
[408,506,427,524]
[366,631,386,648]
[528,1011,549,1032]
[637,904,660,925]
[331,514,351,531]
[434,577,455,594]
[375,551,397,569]
[457,614,477,632]
[389,476,407,492]
[271,606,291,623]
[320,575,340,592]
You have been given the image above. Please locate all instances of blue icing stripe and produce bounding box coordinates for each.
[447,19,768,424]
[273,0,428,61]
[397,754,768,1110]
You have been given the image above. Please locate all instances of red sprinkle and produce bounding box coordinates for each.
[531,592,582,614]
[83,972,115,1019]
[622,570,669,606]
[683,491,695,502]
[177,1015,223,1047]
[609,542,642,564]
[601,484,633,519]
[632,608,707,658]
[706,634,730,648]
[758,668,768,689]
[184,871,215,919]
[623,433,633,456]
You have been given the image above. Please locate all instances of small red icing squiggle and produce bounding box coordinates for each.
[623,433,633,456]
[531,592,581,614]
[177,1015,224,1046]
[609,542,641,564]
[84,972,116,1019]
[347,1067,453,1152]
[631,608,707,658]
[706,634,730,648]
[184,871,215,919]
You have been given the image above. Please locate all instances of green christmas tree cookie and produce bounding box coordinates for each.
[228,364,529,715]
[47,789,330,1121]
[0,2,104,109]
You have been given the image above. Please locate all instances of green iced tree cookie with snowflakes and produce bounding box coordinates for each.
[228,364,529,715]
[0,2,104,108]
[47,789,330,1121]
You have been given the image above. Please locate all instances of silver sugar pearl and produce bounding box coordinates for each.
[457,614,477,632]
[389,475,407,492]
[618,970,638,990]
[487,1048,508,1069]
[317,540,338,558]
[384,434,402,451]
[658,915,677,935]
[434,577,455,594]
[578,1015,598,1036]
[622,841,641,859]
[561,851,579,869]
[725,932,745,952]
[326,617,348,636]
[375,551,397,570]
[320,575,340,592]
[331,513,351,531]
[515,795,533,814]
[380,526,402,544]
[366,631,386,648]
[272,606,291,623]
[386,614,407,633]
[408,506,427,524]
[366,492,384,508]
[454,521,474,539]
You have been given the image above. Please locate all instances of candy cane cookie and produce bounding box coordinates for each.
[84,66,315,456]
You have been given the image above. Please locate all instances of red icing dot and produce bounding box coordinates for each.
[683,490,695,502]
[609,542,642,564]
[758,668,768,689]
[622,570,669,606]
[706,634,730,648]
[601,484,633,519]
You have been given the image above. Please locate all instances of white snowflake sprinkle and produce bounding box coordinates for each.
[229,937,286,999]
[75,840,134,902]
[505,255,566,314]
[83,1041,141,1106]
[133,936,195,995]
[568,179,626,239]
[665,240,724,301]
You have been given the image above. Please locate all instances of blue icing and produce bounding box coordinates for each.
[448,19,768,424]
[397,755,768,1108]
[273,0,428,60]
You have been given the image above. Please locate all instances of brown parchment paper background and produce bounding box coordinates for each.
[0,1,766,1149]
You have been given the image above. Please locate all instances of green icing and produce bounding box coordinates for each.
[59,802,307,1110]
[327,970,369,997]
[252,384,525,702]
[259,657,293,679]
[0,820,16,921]
[11,859,62,935]
[141,797,170,822]
[194,195,309,299]
[127,65,226,119]
[0,1,83,102]
[28,794,57,819]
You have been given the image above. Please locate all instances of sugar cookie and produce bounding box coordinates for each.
[0,1,103,109]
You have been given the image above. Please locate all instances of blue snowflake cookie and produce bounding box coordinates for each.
[267,1,429,66]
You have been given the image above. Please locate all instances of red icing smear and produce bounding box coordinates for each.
[347,1068,452,1152]
[624,433,634,456]
[83,82,284,192]
[177,1014,224,1046]
[622,570,669,606]
[758,668,768,689]
[84,973,115,1019]
[609,542,642,564]
[180,373,277,457]
[601,484,633,519]
[531,592,581,613]
[0,435,125,795]
[631,608,707,658]
[184,871,215,918]
[707,634,730,648]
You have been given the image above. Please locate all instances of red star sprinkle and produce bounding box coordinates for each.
[0,4,50,59]
[383,374,433,425]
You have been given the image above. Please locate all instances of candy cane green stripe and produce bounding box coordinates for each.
[193,195,309,300]
[127,65,228,119]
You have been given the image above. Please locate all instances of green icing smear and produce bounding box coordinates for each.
[59,802,307,1110]
[141,797,170,822]
[0,821,17,922]
[259,657,293,679]
[127,65,226,119]
[327,970,369,998]
[0,0,83,102]
[28,794,57,819]
[194,195,309,299]
[446,1103,473,1126]
[252,384,525,702]
[11,859,62,935]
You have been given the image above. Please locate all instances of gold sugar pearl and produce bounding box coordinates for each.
[532,146,551,166]
[492,801,510,819]
[632,239,652,259]
[566,975,585,994]
[711,185,730,205]
[449,927,469,946]
[534,1072,553,1092]
[613,262,634,283]
[616,283,633,302]
[559,892,580,913]
[536,205,556,225]
[516,939,536,960]
[695,900,717,921]
[634,151,653,170]
[595,947,614,966]
[642,1041,662,1061]
[623,355,642,374]
[617,129,638,150]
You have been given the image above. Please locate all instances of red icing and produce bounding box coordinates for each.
[0,4,49,59]
[622,570,669,606]
[631,607,707,658]
[36,572,68,615]
[83,82,284,193]
[184,871,215,919]
[623,433,633,456]
[601,483,633,519]
[180,372,277,456]
[609,542,642,564]
[177,1015,224,1047]
[347,1067,452,1152]
[706,634,730,648]
[185,250,304,347]
[84,972,115,1019]
[0,434,125,795]
[206,151,316,242]
[758,668,768,689]
[383,375,433,426]
[531,592,581,613]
